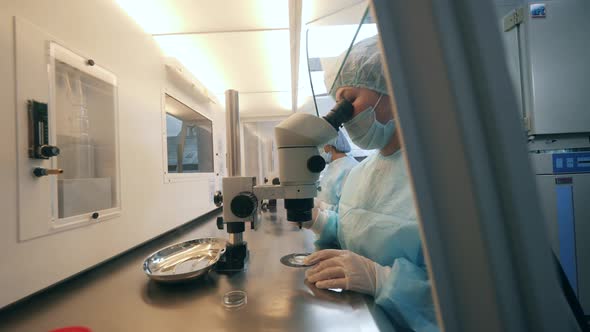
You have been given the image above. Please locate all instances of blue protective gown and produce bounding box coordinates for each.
[316,155,359,212]
[314,150,438,332]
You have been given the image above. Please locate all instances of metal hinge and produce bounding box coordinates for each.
[503,7,525,32]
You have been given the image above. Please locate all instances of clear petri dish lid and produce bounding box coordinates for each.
[223,290,247,309]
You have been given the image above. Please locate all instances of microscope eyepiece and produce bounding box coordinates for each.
[322,99,354,131]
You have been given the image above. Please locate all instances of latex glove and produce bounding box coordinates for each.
[304,249,383,296]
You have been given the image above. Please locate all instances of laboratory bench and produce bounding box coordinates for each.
[0,205,395,332]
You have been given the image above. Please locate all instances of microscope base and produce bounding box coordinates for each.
[215,241,249,272]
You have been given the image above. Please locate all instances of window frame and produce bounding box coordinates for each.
[48,41,122,230]
[161,90,216,183]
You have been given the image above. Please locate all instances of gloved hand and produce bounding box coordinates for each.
[304,249,389,296]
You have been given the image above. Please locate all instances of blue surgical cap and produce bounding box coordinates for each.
[326,131,351,153]
[325,35,389,99]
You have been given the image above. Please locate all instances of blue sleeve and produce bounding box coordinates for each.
[313,210,341,250]
[375,258,439,332]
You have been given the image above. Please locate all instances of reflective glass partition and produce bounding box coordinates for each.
[305,4,373,110]
[164,94,214,174]
[304,3,377,159]
[52,43,120,220]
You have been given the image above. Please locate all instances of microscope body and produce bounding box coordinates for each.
[215,105,353,271]
[215,160,322,271]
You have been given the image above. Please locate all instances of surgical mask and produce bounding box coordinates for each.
[320,151,332,163]
[343,94,395,150]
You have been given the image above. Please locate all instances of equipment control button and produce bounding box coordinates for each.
[213,191,223,207]
[39,145,60,158]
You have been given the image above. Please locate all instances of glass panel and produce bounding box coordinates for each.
[54,60,118,219]
[304,4,376,159]
[164,94,214,174]
[306,7,377,105]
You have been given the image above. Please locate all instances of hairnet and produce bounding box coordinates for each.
[326,131,352,153]
[324,35,389,99]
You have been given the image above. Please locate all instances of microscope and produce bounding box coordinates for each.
[213,99,354,271]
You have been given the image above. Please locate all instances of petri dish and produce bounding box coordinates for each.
[223,290,247,309]
[280,253,313,268]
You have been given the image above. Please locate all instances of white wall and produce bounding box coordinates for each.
[0,0,225,308]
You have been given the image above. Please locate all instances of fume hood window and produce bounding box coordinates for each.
[164,94,214,174]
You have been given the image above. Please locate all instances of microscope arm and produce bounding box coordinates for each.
[252,184,317,200]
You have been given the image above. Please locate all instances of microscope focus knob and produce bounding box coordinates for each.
[230,192,258,218]
[307,155,326,173]
[213,191,223,207]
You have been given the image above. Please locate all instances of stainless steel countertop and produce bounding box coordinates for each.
[0,205,395,332]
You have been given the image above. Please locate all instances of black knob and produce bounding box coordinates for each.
[213,191,223,207]
[230,192,258,218]
[307,155,326,173]
[216,216,224,230]
[92,212,100,219]
[39,145,60,158]
[272,177,280,185]
[33,168,47,177]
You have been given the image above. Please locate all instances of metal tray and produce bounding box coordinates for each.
[143,237,227,282]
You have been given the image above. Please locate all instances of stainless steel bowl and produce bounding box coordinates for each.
[143,237,227,282]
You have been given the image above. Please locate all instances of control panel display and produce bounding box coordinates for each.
[552,152,590,174]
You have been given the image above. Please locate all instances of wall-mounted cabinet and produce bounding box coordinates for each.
[15,17,121,241]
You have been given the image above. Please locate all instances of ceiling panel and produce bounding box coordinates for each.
[115,0,373,115]
[155,29,291,94]
[215,91,294,113]
[116,0,290,34]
